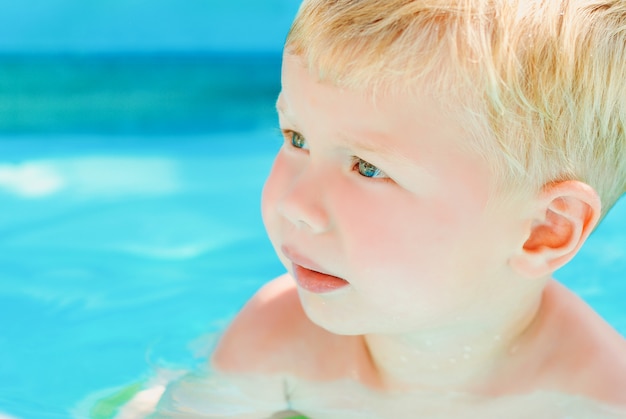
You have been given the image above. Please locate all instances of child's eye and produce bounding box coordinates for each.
[354,158,388,179]
[287,131,308,150]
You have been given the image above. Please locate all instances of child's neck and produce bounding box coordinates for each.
[362,285,547,395]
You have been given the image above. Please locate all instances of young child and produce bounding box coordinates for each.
[135,0,626,417]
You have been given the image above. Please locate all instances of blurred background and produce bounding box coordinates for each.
[0,0,300,134]
[0,1,299,418]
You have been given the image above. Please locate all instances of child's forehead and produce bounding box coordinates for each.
[279,57,490,171]
[279,40,486,139]
[278,54,480,140]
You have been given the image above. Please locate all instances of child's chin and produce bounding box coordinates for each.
[299,300,371,336]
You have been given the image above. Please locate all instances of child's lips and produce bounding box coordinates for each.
[292,264,349,294]
[280,245,349,293]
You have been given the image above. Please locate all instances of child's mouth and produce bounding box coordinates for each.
[292,263,349,294]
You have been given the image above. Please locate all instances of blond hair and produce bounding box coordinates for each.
[286,0,626,215]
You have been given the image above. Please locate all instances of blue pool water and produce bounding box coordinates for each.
[0,55,624,419]
[0,132,285,419]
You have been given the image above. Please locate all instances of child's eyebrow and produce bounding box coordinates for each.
[339,132,410,165]
[276,96,414,164]
[276,96,415,168]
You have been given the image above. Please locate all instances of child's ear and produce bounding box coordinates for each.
[509,180,601,279]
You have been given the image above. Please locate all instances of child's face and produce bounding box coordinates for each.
[262,54,530,335]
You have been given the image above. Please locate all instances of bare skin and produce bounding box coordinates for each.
[209,274,626,417]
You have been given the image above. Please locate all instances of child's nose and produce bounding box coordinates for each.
[277,168,330,234]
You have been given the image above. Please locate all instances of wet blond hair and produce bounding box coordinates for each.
[286,0,626,216]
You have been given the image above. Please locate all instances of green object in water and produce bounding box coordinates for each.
[89,382,143,419]
[268,411,310,419]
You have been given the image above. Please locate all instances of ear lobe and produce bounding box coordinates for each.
[509,181,601,279]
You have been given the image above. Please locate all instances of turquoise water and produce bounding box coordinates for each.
[0,55,624,419]
[0,54,281,133]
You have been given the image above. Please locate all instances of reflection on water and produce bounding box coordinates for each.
[0,157,178,198]
[0,162,63,197]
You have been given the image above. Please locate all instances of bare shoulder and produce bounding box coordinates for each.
[545,281,626,405]
[211,274,333,375]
